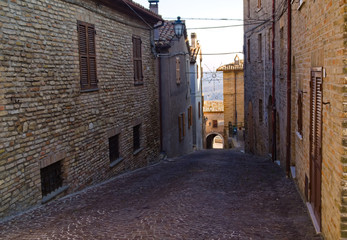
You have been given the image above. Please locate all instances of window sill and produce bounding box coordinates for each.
[80,88,99,93]
[42,185,69,204]
[298,1,305,10]
[296,131,303,140]
[134,82,144,86]
[109,157,124,168]
[133,147,144,156]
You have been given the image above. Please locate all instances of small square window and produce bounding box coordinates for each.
[40,161,63,197]
[133,124,141,151]
[212,120,218,128]
[109,134,120,162]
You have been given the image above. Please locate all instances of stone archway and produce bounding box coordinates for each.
[206,133,224,149]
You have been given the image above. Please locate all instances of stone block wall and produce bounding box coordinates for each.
[221,69,244,148]
[291,1,345,239]
[0,0,160,219]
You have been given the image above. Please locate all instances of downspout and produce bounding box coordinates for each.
[272,0,276,162]
[158,56,163,152]
[286,0,292,177]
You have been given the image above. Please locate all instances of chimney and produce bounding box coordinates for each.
[148,0,159,14]
[191,33,197,48]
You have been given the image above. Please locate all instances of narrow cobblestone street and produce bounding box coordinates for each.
[0,150,322,240]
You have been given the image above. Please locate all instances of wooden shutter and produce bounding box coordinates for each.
[198,102,201,119]
[178,115,182,142]
[133,36,143,84]
[297,91,303,135]
[182,113,185,137]
[309,67,323,223]
[176,57,180,84]
[78,21,97,90]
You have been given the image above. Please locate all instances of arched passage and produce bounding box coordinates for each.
[206,133,224,149]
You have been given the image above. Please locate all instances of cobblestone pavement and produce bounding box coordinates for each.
[0,150,322,240]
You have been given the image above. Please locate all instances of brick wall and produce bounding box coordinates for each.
[0,0,160,219]
[291,1,345,239]
[221,69,244,148]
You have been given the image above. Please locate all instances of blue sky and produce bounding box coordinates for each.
[132,0,244,70]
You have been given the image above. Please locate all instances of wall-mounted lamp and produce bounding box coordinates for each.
[173,16,184,39]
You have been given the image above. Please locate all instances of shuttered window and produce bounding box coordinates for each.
[188,106,192,128]
[78,21,97,90]
[176,57,181,84]
[178,113,185,142]
[247,39,251,63]
[133,36,143,85]
[198,102,201,119]
[297,91,303,135]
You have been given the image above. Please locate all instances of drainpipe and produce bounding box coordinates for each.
[272,0,276,162]
[286,0,292,177]
[158,56,163,152]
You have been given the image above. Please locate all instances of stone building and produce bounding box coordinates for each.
[217,55,244,149]
[155,18,193,158]
[203,101,224,149]
[244,0,346,239]
[190,33,203,151]
[0,0,162,219]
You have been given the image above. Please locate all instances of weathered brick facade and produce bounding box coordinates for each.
[291,1,346,239]
[244,0,346,239]
[0,0,161,219]
[217,56,244,149]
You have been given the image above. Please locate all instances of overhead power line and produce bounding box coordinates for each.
[186,21,266,30]
[202,52,243,56]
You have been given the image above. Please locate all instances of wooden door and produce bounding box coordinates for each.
[309,67,323,226]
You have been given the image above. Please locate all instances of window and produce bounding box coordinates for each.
[133,124,141,151]
[247,39,251,62]
[188,106,193,128]
[212,120,218,128]
[109,134,120,162]
[197,65,199,80]
[198,102,201,119]
[258,0,261,8]
[40,161,63,197]
[178,113,185,141]
[133,36,143,84]
[258,33,262,61]
[176,57,181,84]
[259,99,263,123]
[297,91,303,135]
[78,21,97,90]
[268,27,272,59]
[247,0,250,17]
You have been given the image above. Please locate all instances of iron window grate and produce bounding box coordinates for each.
[109,134,120,162]
[40,161,63,197]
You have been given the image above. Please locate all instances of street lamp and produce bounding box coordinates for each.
[173,16,184,39]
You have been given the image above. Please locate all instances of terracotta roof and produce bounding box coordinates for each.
[156,21,175,48]
[122,0,162,21]
[155,20,188,49]
[97,0,163,25]
[217,56,244,71]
